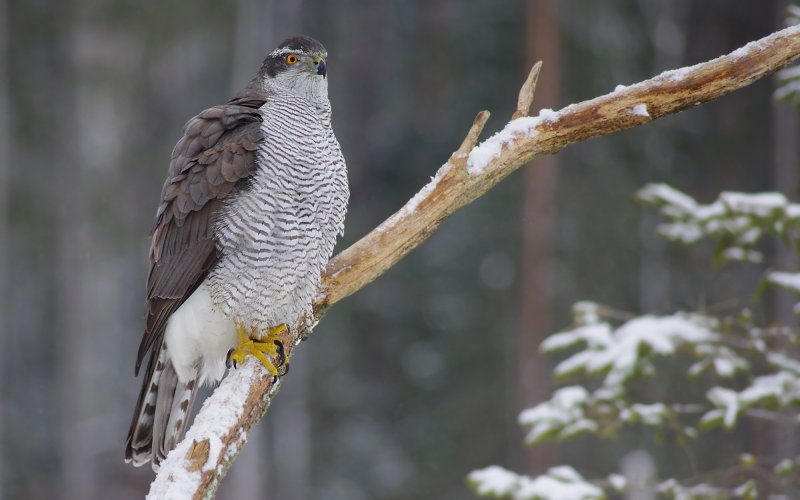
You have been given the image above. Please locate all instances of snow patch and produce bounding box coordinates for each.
[467,116,542,175]
[661,65,697,82]
[518,386,597,443]
[729,30,776,59]
[767,352,800,376]
[638,183,697,215]
[778,65,800,80]
[620,403,668,426]
[719,191,787,216]
[469,465,603,500]
[706,387,740,428]
[468,466,519,496]
[402,173,441,215]
[544,313,718,388]
[704,371,800,429]
[516,466,604,500]
[766,271,800,293]
[148,361,259,499]
[539,107,560,122]
[630,103,649,117]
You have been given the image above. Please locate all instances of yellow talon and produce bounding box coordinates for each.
[227,322,288,375]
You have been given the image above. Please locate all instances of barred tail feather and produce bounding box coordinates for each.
[124,342,200,470]
[152,363,198,466]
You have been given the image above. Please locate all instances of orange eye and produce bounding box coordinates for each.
[285,54,299,65]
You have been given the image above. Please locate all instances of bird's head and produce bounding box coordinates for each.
[260,35,329,102]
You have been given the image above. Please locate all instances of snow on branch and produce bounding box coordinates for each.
[468,465,610,499]
[149,25,800,499]
[638,183,800,263]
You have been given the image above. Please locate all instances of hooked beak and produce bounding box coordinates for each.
[315,59,327,78]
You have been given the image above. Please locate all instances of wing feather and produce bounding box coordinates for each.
[134,100,266,374]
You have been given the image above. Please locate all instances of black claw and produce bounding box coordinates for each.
[274,339,286,367]
[279,362,290,377]
[226,348,234,369]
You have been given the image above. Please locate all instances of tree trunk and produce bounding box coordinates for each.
[519,0,560,475]
[768,0,799,479]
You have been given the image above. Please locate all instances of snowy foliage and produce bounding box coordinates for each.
[468,465,604,500]
[469,184,800,499]
[517,386,597,444]
[543,312,721,387]
[702,372,800,430]
[638,183,800,264]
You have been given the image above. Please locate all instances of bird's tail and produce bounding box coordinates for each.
[125,341,199,470]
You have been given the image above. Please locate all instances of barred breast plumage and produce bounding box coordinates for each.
[210,90,348,329]
[126,35,348,469]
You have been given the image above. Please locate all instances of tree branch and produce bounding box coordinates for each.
[148,25,800,499]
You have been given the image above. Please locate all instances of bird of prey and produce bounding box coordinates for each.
[125,35,349,469]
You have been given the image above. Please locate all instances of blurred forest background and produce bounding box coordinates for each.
[0,0,798,499]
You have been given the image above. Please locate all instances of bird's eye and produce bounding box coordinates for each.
[285,54,299,65]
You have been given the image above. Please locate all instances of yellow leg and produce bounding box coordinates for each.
[226,322,288,375]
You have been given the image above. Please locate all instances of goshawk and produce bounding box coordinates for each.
[125,35,349,469]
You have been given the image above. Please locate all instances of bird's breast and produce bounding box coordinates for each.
[209,94,348,329]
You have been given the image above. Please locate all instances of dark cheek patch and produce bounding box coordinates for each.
[265,57,285,78]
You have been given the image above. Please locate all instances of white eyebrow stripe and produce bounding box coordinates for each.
[269,48,327,58]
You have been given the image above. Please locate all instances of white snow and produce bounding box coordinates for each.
[774,458,795,474]
[630,103,650,117]
[518,386,596,443]
[658,479,727,498]
[147,360,261,499]
[374,162,450,236]
[774,79,800,101]
[660,65,697,82]
[742,372,800,406]
[573,301,601,325]
[547,314,717,387]
[729,26,788,59]
[469,465,603,500]
[722,247,762,263]
[538,108,560,123]
[607,473,627,492]
[402,173,441,215]
[719,191,787,216]
[712,357,736,378]
[658,223,703,243]
[706,387,740,429]
[468,465,520,496]
[467,115,543,175]
[656,25,800,86]
[620,403,668,426]
[777,65,800,80]
[540,323,613,352]
[692,345,748,378]
[704,371,800,430]
[515,466,603,500]
[638,183,697,215]
[767,271,800,294]
[767,352,800,376]
[638,183,800,263]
